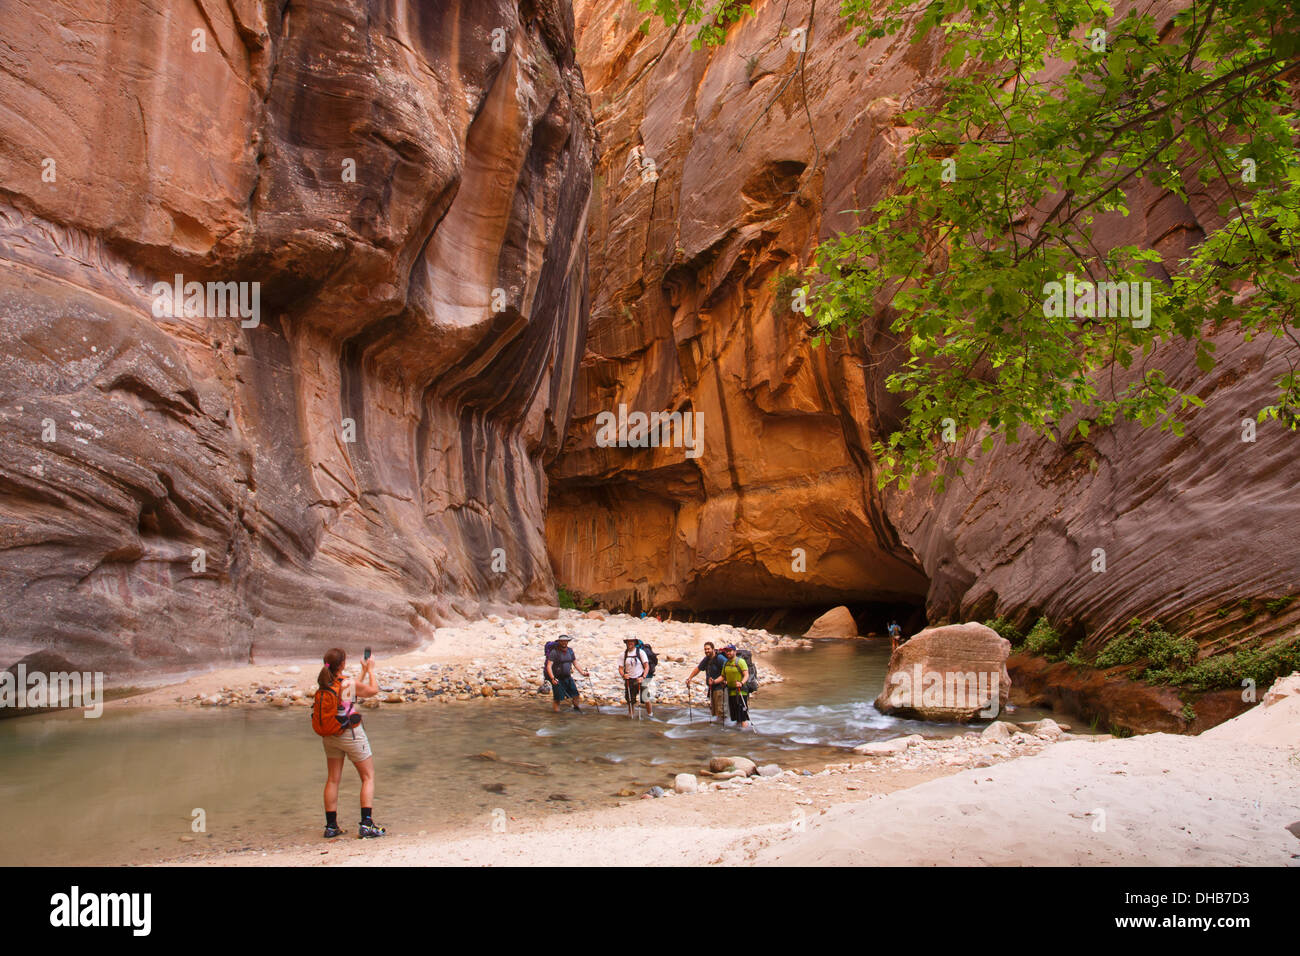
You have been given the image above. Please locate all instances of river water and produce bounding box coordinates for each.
[0,639,1062,865]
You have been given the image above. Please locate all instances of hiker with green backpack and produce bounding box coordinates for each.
[714,644,754,729]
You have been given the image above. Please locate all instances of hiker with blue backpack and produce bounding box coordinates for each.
[544,634,589,713]
[685,641,729,721]
[888,620,903,653]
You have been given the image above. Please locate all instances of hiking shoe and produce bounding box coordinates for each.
[323,824,344,839]
[358,821,386,839]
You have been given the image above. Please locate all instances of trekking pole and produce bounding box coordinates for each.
[687,681,694,724]
[586,674,600,715]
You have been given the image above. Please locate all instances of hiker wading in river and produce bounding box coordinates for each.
[685,641,728,721]
[619,636,652,718]
[546,634,588,713]
[716,644,751,729]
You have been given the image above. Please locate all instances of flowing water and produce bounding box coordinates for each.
[0,639,1067,865]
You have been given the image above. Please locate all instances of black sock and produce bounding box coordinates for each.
[326,811,337,828]
[361,807,373,824]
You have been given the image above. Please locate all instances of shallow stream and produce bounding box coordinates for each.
[0,639,1064,865]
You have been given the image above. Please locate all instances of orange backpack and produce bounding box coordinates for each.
[311,679,348,736]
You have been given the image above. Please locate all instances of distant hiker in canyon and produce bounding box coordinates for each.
[716,645,752,729]
[312,647,385,839]
[888,620,903,653]
[545,634,589,713]
[685,641,728,721]
[619,636,655,718]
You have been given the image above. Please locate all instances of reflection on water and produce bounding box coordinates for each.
[0,638,1063,865]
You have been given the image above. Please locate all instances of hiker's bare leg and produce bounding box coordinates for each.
[324,756,345,813]
[356,756,375,809]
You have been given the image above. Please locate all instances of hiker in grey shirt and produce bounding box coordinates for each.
[546,634,588,713]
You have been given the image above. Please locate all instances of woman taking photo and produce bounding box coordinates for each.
[312,647,384,838]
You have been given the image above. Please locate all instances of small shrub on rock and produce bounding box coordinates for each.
[984,616,1024,647]
[1095,619,1196,675]
[1149,636,1300,693]
[1024,617,1061,657]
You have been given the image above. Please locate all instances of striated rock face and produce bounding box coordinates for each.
[886,322,1300,656]
[552,2,1300,663]
[875,623,1010,722]
[548,0,936,613]
[0,0,595,677]
[1007,654,1253,736]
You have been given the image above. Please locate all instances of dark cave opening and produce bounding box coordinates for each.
[626,599,928,639]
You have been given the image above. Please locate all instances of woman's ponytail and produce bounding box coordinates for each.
[318,647,345,689]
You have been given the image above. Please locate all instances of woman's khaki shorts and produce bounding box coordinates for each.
[322,725,372,763]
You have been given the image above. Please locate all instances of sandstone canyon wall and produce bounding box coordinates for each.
[549,0,938,615]
[0,0,595,677]
[551,0,1300,660]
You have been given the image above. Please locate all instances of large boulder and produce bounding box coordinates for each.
[804,606,860,639]
[874,622,1010,721]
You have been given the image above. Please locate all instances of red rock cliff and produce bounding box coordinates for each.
[551,0,1300,658]
[0,0,595,675]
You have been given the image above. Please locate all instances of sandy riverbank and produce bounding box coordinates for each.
[109,611,806,714]
[177,677,1300,868]
[737,689,1300,866]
